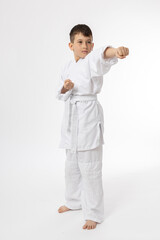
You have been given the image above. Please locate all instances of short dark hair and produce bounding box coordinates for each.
[69,24,93,43]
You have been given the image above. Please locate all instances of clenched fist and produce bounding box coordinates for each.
[64,79,74,90]
[115,46,129,59]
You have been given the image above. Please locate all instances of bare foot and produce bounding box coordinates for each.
[83,220,97,230]
[58,205,71,213]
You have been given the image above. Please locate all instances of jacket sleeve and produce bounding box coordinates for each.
[88,45,118,78]
[56,68,73,101]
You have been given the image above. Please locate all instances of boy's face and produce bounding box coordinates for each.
[68,33,94,62]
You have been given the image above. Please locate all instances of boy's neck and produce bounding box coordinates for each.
[74,55,81,62]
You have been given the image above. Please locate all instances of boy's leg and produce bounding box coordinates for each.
[64,149,82,210]
[78,145,104,223]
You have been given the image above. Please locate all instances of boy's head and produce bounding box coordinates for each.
[69,24,94,62]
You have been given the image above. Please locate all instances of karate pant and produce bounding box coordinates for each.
[64,145,104,223]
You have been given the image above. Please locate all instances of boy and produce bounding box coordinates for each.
[56,24,129,230]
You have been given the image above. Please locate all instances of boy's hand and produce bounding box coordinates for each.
[115,46,129,59]
[64,79,74,90]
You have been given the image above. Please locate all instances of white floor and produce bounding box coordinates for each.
[0,142,160,240]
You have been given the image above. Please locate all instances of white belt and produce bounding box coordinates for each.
[65,94,97,153]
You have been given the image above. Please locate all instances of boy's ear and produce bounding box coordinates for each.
[91,43,94,51]
[68,42,73,51]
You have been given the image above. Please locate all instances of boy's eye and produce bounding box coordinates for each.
[78,41,91,44]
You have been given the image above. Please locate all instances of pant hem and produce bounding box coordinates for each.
[84,217,104,224]
[65,203,82,210]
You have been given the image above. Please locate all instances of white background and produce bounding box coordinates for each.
[0,0,160,239]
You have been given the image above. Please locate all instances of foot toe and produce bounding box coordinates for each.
[58,205,70,213]
[83,220,97,230]
[83,224,87,229]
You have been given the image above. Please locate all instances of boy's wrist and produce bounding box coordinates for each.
[104,47,116,59]
[61,86,69,94]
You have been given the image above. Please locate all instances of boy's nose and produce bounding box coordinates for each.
[83,42,88,48]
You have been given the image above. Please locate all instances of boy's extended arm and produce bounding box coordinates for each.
[104,46,129,59]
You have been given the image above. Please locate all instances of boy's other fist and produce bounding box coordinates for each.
[115,46,129,59]
[64,79,74,90]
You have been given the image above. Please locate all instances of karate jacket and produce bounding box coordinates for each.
[56,45,118,151]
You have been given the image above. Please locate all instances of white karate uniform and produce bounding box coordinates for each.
[56,45,118,223]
